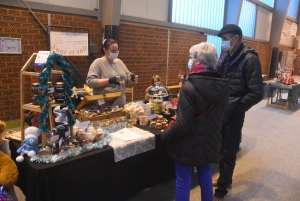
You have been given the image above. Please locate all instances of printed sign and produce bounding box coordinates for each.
[34,51,51,66]
[0,37,22,54]
[50,31,88,56]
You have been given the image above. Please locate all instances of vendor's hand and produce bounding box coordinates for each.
[109,76,124,85]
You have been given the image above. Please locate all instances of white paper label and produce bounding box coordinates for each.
[34,51,51,66]
[97,98,105,105]
[50,135,59,142]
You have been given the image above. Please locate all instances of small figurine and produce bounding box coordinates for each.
[16,126,40,162]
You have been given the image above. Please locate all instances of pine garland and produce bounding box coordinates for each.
[37,53,76,132]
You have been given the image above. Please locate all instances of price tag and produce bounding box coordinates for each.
[50,135,59,142]
[65,130,70,137]
[97,98,105,105]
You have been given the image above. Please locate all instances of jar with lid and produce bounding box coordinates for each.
[77,127,86,142]
[85,131,95,142]
[86,122,95,136]
[54,93,65,104]
[55,82,65,93]
[95,126,104,141]
[47,81,54,99]
[32,95,39,105]
[31,83,42,95]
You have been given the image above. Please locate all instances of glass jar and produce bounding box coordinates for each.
[31,83,42,95]
[77,127,86,142]
[54,93,65,104]
[85,131,95,142]
[48,81,54,98]
[86,122,95,136]
[95,127,104,141]
[155,122,162,130]
[55,82,64,93]
[32,95,39,105]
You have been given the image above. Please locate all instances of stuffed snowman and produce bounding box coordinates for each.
[16,126,40,162]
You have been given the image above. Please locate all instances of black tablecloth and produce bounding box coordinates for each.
[9,126,175,201]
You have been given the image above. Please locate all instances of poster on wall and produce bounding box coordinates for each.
[50,31,88,56]
[0,37,22,54]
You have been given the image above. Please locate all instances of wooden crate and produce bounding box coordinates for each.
[74,92,126,122]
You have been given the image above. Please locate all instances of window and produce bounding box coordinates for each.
[239,0,257,38]
[172,0,225,31]
[287,0,300,20]
[207,35,222,56]
[259,0,274,8]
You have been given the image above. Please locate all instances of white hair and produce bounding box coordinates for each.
[189,42,218,69]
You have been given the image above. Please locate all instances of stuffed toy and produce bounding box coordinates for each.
[16,126,40,162]
[0,120,18,199]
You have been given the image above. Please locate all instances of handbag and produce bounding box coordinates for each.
[165,104,214,130]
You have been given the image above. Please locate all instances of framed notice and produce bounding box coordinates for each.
[0,37,22,54]
[50,31,89,56]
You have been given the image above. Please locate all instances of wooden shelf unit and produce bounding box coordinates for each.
[20,53,63,147]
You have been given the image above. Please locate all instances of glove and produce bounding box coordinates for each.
[130,74,136,81]
[108,77,120,85]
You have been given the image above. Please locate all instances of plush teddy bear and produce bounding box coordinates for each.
[16,126,40,162]
[0,120,18,199]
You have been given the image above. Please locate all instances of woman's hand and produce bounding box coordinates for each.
[109,76,125,85]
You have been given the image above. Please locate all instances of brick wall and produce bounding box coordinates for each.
[0,7,273,121]
[243,40,271,75]
[119,23,207,99]
[0,8,102,121]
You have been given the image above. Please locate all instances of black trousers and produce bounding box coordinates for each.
[214,111,245,198]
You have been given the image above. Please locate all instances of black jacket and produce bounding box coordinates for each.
[217,43,264,114]
[161,72,229,166]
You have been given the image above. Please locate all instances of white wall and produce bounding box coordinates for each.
[255,6,272,41]
[280,19,295,47]
[121,0,169,21]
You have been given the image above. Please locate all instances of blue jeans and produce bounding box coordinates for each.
[175,162,213,201]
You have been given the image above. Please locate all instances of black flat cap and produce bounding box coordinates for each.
[218,24,243,37]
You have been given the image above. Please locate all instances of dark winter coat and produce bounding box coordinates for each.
[161,71,229,166]
[217,43,264,115]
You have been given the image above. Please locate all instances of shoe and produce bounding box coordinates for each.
[213,197,224,201]
[212,179,232,189]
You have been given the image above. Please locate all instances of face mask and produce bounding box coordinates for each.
[221,36,236,51]
[188,59,193,71]
[108,52,118,60]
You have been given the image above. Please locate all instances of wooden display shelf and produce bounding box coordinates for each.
[20,53,65,147]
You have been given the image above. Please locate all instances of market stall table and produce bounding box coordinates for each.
[264,81,300,109]
[9,126,175,201]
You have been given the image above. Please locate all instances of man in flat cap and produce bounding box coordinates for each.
[213,24,264,201]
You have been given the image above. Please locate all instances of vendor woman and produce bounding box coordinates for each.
[86,38,138,106]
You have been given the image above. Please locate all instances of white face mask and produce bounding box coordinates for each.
[221,36,236,52]
[188,59,193,71]
[108,52,118,60]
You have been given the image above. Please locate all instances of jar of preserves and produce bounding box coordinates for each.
[55,82,64,93]
[95,127,104,141]
[31,83,42,95]
[77,127,86,142]
[32,95,39,105]
[47,81,54,98]
[54,93,65,104]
